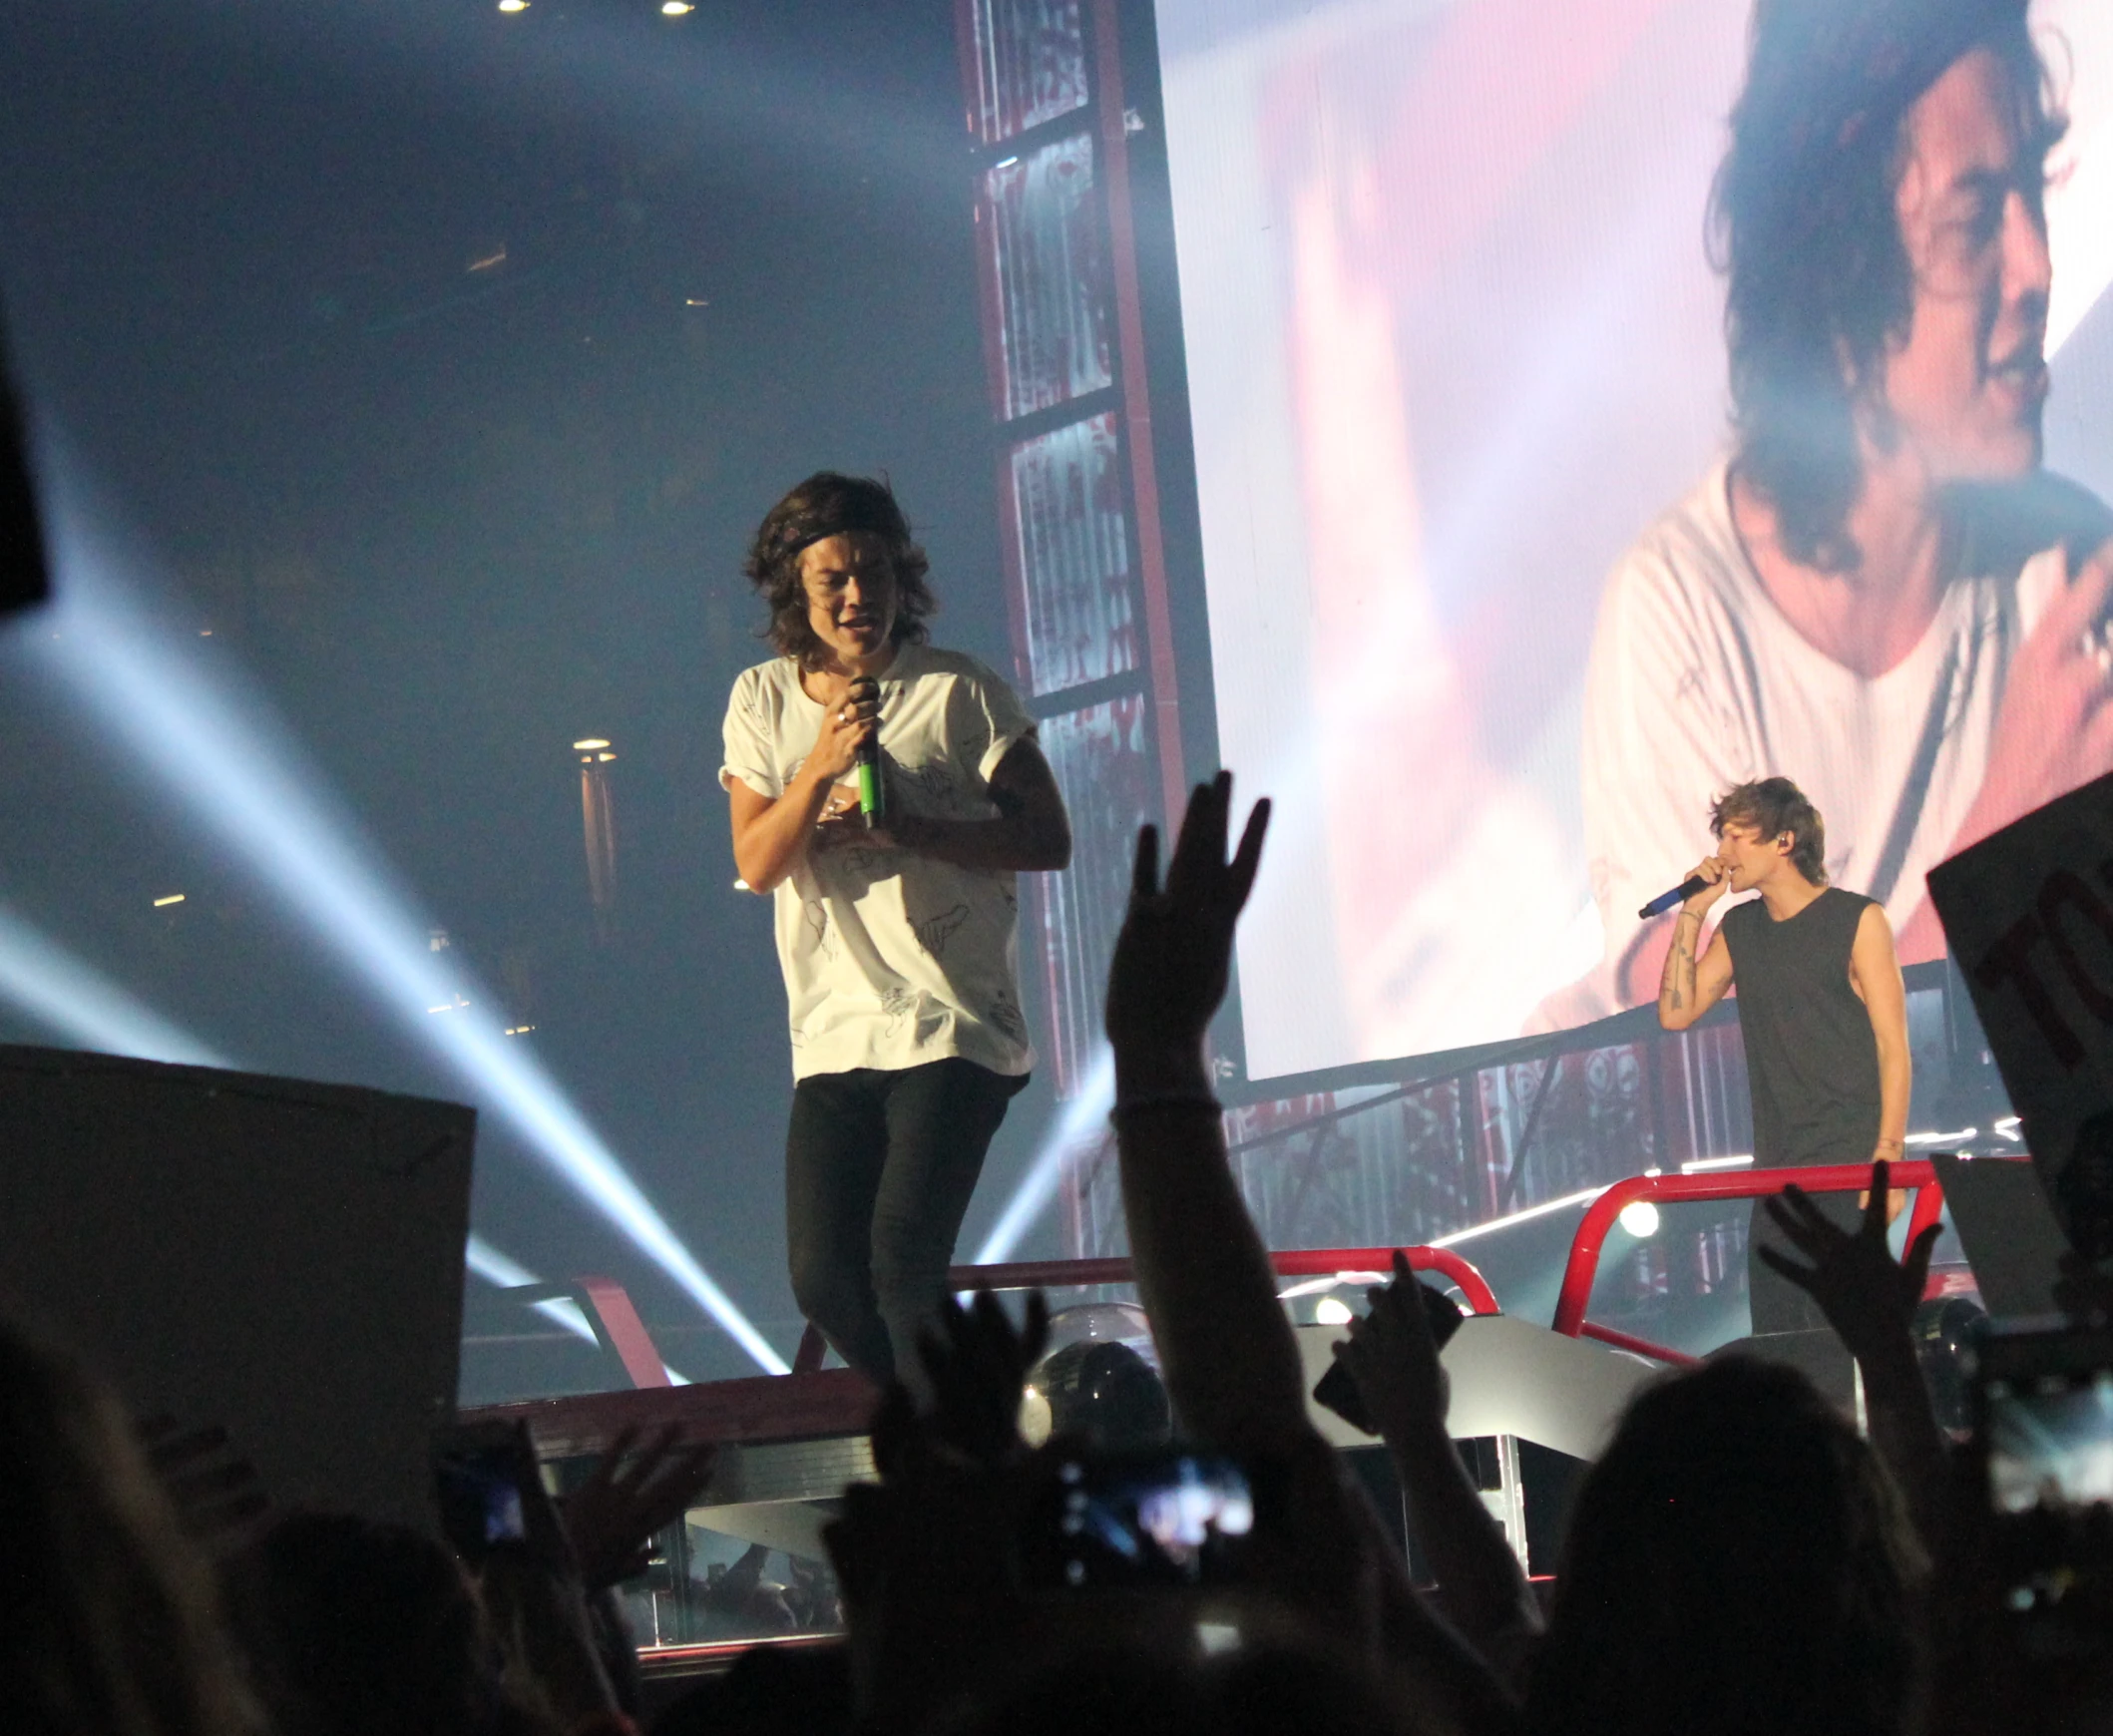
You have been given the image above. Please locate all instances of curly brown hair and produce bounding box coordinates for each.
[741,472,937,668]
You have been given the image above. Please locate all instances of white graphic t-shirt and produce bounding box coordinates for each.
[720,644,1039,1082]
[1581,460,2074,1014]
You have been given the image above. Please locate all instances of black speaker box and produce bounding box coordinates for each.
[0,1045,475,1528]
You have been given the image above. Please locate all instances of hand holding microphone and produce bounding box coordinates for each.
[846,675,885,828]
[1637,855,1729,920]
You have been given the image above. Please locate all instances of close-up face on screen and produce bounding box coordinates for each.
[1156,0,2113,1078]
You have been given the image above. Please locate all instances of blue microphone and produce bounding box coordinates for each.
[1637,875,1710,920]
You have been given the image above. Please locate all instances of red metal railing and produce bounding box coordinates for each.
[1549,1159,1947,1362]
[481,1159,2014,1453]
[949,1246,1499,1315]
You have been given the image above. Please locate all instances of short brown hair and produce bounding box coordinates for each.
[741,472,937,669]
[1711,777,1828,884]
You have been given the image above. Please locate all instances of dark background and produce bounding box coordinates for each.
[0,0,1059,1389]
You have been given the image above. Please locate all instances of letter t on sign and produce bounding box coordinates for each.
[1974,911,2086,1069]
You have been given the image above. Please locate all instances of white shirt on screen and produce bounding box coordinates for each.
[1580,459,2070,1013]
[720,644,1038,1084]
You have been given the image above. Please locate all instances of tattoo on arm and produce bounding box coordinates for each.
[1662,911,1703,1012]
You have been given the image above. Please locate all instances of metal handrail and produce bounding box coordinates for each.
[1549,1158,1948,1340]
[786,1159,1995,1375]
[788,1244,1501,1374]
[946,1245,1500,1316]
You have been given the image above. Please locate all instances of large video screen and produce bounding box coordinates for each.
[1158,0,2113,1078]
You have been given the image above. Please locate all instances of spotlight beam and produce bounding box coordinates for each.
[0,902,233,1069]
[0,935,657,1378]
[973,1048,1113,1266]
[28,484,787,1374]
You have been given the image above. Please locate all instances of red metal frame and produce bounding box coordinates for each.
[1549,1159,1948,1346]
[574,1275,673,1390]
[483,1245,1494,1458]
[947,1245,1498,1315]
[785,1245,1496,1381]
[484,1160,2016,1449]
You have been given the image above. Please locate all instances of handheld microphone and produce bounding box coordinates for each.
[1637,875,1710,920]
[848,676,885,827]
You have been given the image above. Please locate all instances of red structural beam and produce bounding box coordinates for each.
[1549,1159,1948,1339]
[1090,0,1189,827]
[574,1275,673,1390]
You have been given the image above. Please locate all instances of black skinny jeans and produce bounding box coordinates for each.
[1746,1185,1862,1412]
[784,1057,1027,1388]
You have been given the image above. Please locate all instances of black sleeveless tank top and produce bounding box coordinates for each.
[1720,887,1882,1168]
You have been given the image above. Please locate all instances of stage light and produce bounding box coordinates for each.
[972,1048,1112,1265]
[153,893,186,907]
[0,924,693,1380]
[573,737,610,751]
[1312,1295,1354,1326]
[661,2,693,14]
[26,485,788,1375]
[497,0,528,12]
[0,918,690,1377]
[1429,1184,1610,1247]
[0,902,232,1068]
[1618,1200,1659,1238]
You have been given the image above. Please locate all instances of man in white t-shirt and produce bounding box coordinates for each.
[1577,0,2113,1019]
[721,473,1070,1387]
